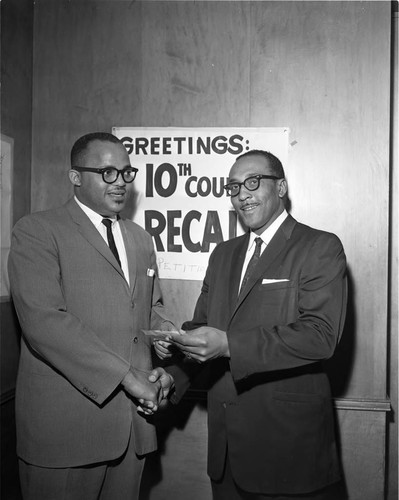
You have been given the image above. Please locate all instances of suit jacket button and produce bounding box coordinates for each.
[133,337,138,343]
[131,302,135,308]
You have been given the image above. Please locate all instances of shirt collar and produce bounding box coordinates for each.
[74,196,118,227]
[247,209,288,252]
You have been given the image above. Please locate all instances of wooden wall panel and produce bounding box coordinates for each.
[140,2,250,127]
[1,0,33,225]
[140,400,211,500]
[1,0,33,400]
[249,0,391,399]
[1,3,33,497]
[388,8,398,500]
[28,1,393,499]
[31,0,392,400]
[140,404,389,500]
[32,0,145,210]
[337,409,388,500]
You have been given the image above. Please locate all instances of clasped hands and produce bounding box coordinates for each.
[121,366,174,416]
[153,326,230,364]
[121,327,229,415]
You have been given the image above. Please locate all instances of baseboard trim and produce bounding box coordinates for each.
[334,397,391,412]
[185,391,391,412]
[1,389,391,412]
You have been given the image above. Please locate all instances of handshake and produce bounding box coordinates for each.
[121,326,229,416]
[121,366,174,416]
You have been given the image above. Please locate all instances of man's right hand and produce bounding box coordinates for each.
[121,368,162,414]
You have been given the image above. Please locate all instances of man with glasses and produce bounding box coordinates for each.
[156,150,347,499]
[8,132,174,499]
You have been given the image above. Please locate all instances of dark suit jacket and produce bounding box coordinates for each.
[8,198,170,467]
[179,214,347,495]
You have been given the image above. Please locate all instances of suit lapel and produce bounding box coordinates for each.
[66,199,126,281]
[233,215,297,313]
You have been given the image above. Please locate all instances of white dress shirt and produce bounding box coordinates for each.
[239,209,288,288]
[74,196,130,285]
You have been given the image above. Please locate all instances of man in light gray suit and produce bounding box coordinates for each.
[8,132,174,499]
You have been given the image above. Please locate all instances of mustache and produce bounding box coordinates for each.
[240,202,258,208]
[107,188,126,194]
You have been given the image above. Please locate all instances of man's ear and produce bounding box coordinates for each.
[69,169,81,187]
[278,179,287,198]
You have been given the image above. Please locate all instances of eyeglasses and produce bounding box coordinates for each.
[223,174,282,197]
[72,166,138,184]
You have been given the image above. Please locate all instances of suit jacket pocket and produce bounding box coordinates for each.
[251,279,298,324]
[258,279,296,291]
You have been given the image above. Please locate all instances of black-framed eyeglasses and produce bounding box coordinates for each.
[223,174,282,197]
[72,166,138,184]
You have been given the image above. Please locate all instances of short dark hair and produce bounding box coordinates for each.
[70,132,123,166]
[236,149,285,178]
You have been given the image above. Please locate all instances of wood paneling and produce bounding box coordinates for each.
[1,3,33,499]
[1,0,33,225]
[31,0,392,399]
[139,400,389,500]
[387,8,398,500]
[27,1,393,499]
[1,0,33,397]
[140,399,211,500]
[32,0,145,209]
[336,408,388,500]
[249,0,391,399]
[140,2,250,127]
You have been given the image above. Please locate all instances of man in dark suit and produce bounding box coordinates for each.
[156,150,347,499]
[8,132,174,499]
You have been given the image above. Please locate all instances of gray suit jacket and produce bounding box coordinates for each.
[8,198,169,467]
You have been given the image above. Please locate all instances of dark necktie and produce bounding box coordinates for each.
[101,218,121,267]
[239,237,263,297]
